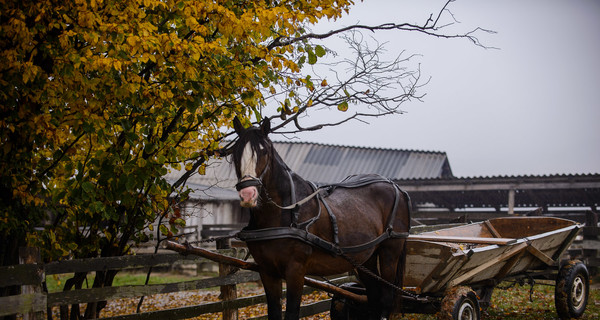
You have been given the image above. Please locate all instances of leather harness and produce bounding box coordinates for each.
[235,172,411,256]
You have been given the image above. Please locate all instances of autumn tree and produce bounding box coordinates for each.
[0,0,487,318]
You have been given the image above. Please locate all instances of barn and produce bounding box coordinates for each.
[164,141,452,239]
[164,140,600,241]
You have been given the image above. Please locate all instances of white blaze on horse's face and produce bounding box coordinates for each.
[238,142,259,208]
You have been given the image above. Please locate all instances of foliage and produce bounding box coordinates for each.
[0,0,356,317]
[1,0,485,317]
[0,0,354,259]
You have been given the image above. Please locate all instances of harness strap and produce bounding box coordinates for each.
[235,177,262,191]
[320,197,340,245]
[270,187,325,210]
[286,170,299,226]
[268,174,392,210]
[237,227,409,255]
[238,173,411,256]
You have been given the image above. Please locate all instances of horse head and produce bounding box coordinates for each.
[232,117,272,208]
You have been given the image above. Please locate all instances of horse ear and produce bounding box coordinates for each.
[260,117,271,135]
[233,116,245,134]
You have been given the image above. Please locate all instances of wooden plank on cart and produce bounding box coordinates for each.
[448,242,528,287]
[409,235,516,245]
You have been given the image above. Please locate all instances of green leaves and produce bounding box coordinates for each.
[337,101,349,112]
[315,45,326,57]
[307,45,326,65]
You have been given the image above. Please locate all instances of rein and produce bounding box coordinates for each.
[269,186,325,210]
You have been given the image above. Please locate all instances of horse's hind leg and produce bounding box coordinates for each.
[377,239,406,319]
[357,255,386,320]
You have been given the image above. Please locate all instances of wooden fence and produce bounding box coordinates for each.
[3,212,597,319]
[0,246,340,320]
[568,211,600,270]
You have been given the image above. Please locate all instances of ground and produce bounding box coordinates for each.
[46,272,600,319]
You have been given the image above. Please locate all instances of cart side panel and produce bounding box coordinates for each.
[489,217,576,238]
[404,240,463,290]
[418,222,494,239]
[505,228,574,275]
[446,244,522,286]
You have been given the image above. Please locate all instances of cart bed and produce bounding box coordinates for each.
[404,217,580,294]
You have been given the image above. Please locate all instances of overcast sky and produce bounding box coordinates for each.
[270,0,600,178]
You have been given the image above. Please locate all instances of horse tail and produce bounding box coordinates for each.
[394,185,412,302]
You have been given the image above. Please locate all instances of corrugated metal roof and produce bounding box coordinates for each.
[165,141,452,198]
[273,142,451,184]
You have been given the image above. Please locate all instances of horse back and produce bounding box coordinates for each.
[308,174,410,248]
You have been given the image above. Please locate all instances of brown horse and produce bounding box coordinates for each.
[231,117,411,320]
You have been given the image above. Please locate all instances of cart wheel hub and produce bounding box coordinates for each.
[571,275,585,309]
[458,303,475,320]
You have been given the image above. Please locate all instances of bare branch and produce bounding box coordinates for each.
[269,30,426,135]
[267,0,495,50]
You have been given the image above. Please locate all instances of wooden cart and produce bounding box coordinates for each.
[331,217,588,320]
[168,217,589,320]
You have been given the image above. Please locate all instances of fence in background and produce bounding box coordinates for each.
[0,245,337,320]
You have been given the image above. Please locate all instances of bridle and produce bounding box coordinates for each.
[234,143,272,192]
[235,161,270,191]
[233,145,311,222]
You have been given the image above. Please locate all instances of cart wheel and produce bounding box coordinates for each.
[330,282,368,320]
[440,286,481,320]
[555,259,589,319]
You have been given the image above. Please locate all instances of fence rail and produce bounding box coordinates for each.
[3,211,597,319]
[0,247,336,319]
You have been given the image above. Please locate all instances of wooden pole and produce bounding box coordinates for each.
[165,241,368,304]
[19,247,44,320]
[508,189,515,215]
[217,238,238,320]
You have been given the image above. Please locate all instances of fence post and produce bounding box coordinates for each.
[217,238,238,320]
[19,247,44,320]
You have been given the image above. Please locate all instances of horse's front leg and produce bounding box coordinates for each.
[260,271,283,320]
[284,263,306,320]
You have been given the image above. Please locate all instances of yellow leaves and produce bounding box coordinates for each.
[21,62,40,84]
[83,31,100,46]
[89,56,117,72]
[77,10,96,28]
[126,35,138,47]
[184,15,199,29]
[197,164,206,175]
[159,88,174,100]
[0,0,364,260]
[190,47,201,61]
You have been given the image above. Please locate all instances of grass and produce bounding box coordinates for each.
[402,281,599,320]
[46,271,599,319]
[45,271,215,293]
